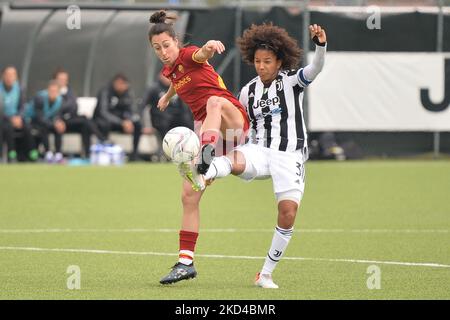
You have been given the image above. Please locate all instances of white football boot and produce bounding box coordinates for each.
[178,161,205,192]
[255,272,279,289]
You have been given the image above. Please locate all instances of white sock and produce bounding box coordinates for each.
[179,250,194,265]
[261,226,293,275]
[204,156,232,180]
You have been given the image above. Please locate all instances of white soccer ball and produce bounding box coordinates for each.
[162,127,200,163]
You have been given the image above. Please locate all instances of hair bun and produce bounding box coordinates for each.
[149,10,166,24]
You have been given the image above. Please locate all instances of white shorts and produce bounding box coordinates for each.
[234,143,307,204]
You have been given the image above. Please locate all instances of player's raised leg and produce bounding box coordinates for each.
[197,96,246,175]
[160,180,204,284]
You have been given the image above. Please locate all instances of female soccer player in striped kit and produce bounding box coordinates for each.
[204,23,327,288]
[148,10,249,284]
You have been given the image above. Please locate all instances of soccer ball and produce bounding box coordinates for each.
[162,127,200,163]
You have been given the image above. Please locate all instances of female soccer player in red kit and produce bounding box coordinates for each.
[148,10,249,284]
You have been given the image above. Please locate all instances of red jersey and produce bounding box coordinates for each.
[162,46,246,123]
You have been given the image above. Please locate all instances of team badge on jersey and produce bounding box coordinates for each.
[276,79,283,91]
[178,65,184,73]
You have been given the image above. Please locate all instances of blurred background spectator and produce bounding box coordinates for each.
[0,65,37,162]
[140,72,194,159]
[93,74,142,161]
[53,68,106,159]
[28,80,65,163]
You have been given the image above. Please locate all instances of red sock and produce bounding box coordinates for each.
[200,130,220,148]
[179,230,199,265]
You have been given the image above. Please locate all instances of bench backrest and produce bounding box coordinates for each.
[77,97,97,119]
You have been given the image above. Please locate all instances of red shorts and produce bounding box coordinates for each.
[193,101,249,133]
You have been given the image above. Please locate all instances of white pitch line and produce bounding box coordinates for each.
[0,246,449,269]
[0,228,448,234]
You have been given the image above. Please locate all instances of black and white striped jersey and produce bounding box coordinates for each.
[239,68,312,152]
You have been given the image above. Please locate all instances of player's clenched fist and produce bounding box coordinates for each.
[309,24,327,44]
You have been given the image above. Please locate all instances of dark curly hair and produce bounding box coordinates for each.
[237,23,302,70]
[148,10,177,40]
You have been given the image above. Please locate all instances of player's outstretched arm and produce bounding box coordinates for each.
[194,40,225,63]
[157,83,176,111]
[302,24,327,83]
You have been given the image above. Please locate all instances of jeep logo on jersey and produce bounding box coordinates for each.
[420,58,450,112]
[255,96,280,109]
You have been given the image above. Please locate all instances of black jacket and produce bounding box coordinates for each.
[141,79,192,123]
[93,85,135,126]
[59,87,78,120]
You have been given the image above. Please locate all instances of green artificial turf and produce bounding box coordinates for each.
[0,161,449,299]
